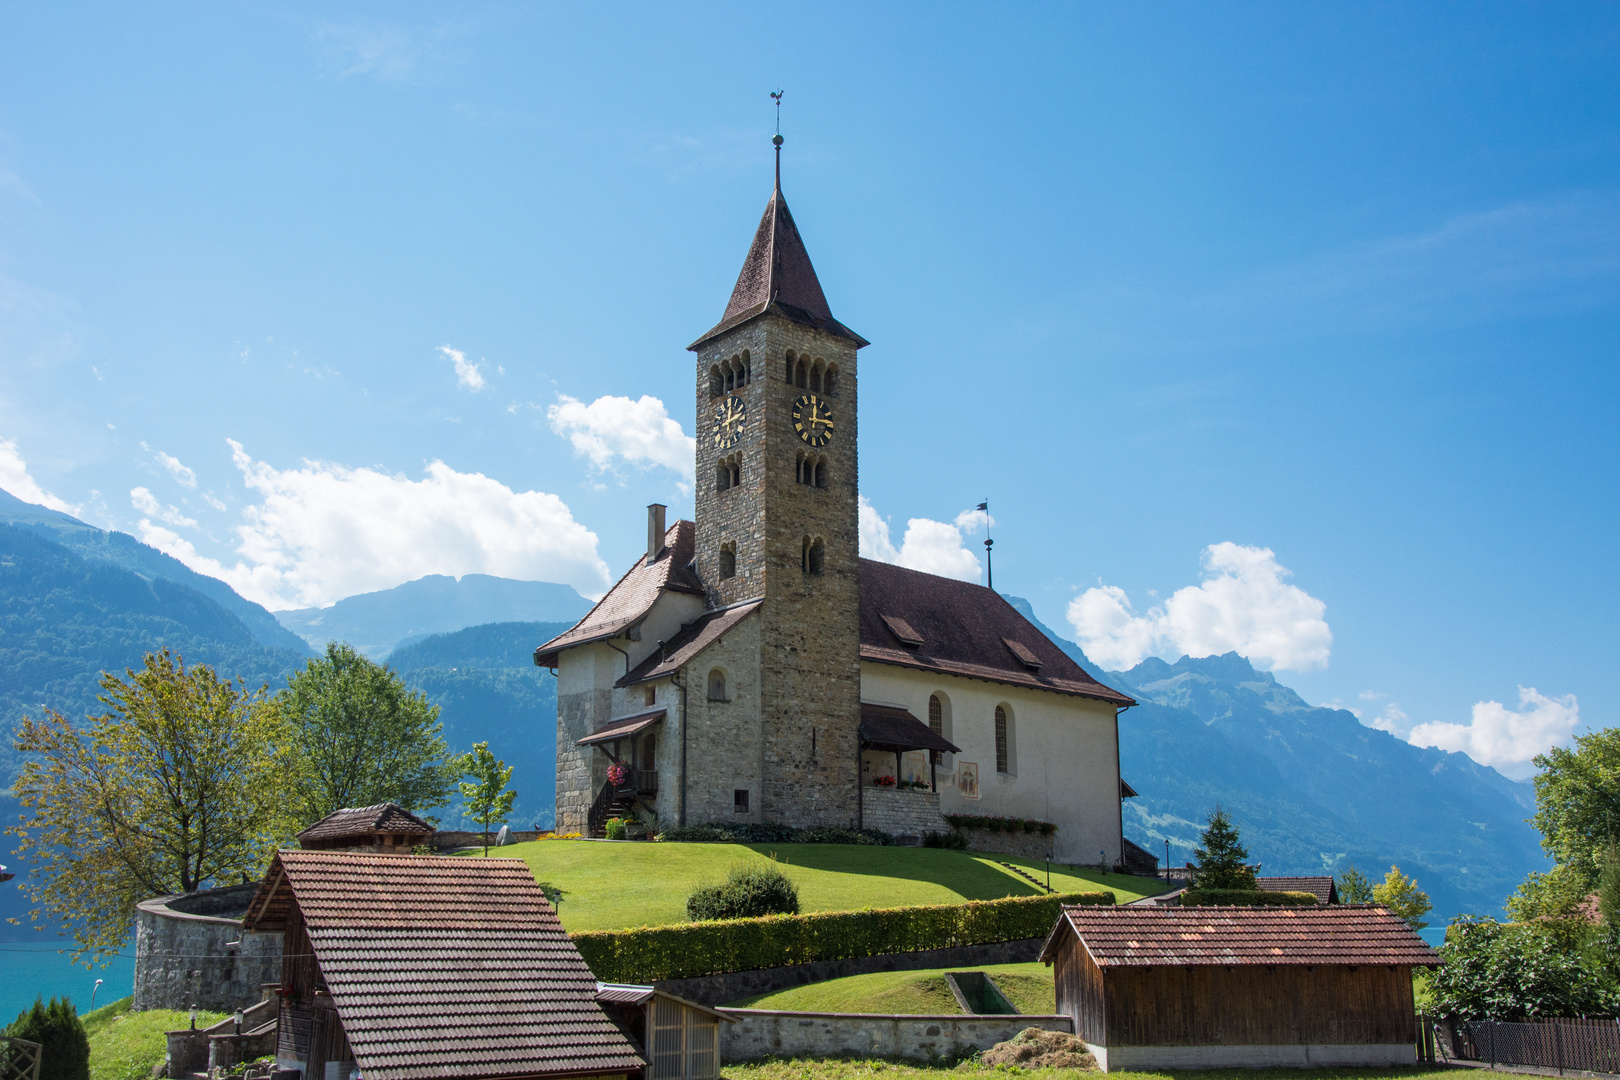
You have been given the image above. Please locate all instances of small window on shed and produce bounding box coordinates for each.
[707,669,728,701]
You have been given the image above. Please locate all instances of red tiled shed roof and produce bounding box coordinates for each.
[1044,904,1439,968]
[534,521,703,666]
[296,803,433,843]
[859,559,1134,706]
[242,851,642,1080]
[1257,876,1340,904]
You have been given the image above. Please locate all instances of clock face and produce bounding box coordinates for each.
[792,394,834,447]
[712,396,746,448]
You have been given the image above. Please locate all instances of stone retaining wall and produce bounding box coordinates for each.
[426,829,550,850]
[717,1009,1072,1063]
[652,937,1045,1007]
[955,827,1057,861]
[861,788,948,841]
[134,884,282,1013]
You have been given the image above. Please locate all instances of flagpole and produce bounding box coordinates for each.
[978,500,993,592]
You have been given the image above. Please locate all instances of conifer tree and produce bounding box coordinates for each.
[5,997,89,1080]
[1193,806,1257,889]
[1337,864,1375,904]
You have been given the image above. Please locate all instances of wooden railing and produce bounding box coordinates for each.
[2,1038,42,1080]
[587,781,614,838]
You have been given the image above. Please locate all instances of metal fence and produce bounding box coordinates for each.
[1431,1017,1620,1075]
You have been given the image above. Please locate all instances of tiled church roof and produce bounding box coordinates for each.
[689,184,867,350]
[533,521,703,666]
[859,559,1134,706]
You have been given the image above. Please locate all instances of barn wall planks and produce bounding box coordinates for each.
[1051,934,1107,1044]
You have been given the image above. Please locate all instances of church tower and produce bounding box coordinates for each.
[688,147,868,827]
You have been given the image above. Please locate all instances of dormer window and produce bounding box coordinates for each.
[1003,638,1043,671]
[881,615,924,650]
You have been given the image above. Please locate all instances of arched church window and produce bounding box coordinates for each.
[994,705,1012,774]
[707,669,728,701]
[814,455,828,489]
[719,542,736,580]
[929,694,946,766]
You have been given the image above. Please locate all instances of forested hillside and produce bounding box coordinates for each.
[1004,596,1546,918]
[387,621,572,831]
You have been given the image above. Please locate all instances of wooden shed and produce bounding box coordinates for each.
[295,802,434,854]
[1040,904,1439,1071]
[241,850,644,1080]
[593,984,733,1080]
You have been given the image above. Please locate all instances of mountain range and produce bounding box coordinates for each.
[0,489,1548,935]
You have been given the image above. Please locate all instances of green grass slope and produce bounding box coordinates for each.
[726,961,1056,1015]
[83,996,225,1080]
[502,840,1165,932]
[727,1062,1459,1080]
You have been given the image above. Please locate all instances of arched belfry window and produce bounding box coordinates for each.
[709,366,724,398]
[825,363,839,396]
[801,536,825,576]
[794,358,807,389]
[707,668,728,702]
[784,351,796,384]
[717,453,741,492]
[814,455,828,489]
[809,361,824,394]
[719,542,736,580]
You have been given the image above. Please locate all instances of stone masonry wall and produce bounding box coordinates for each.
[652,937,1046,1006]
[956,827,1060,861]
[693,314,863,830]
[134,888,281,1012]
[717,1010,1073,1064]
[861,788,949,840]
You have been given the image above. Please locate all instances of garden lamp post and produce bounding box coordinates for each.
[90,978,103,1011]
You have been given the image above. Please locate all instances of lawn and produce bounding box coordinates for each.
[83,996,226,1080]
[725,1063,1459,1080]
[725,962,1057,1015]
[499,839,1169,932]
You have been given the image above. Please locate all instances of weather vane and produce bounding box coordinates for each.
[770,89,784,186]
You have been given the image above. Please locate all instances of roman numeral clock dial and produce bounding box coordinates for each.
[712,396,746,448]
[792,394,834,447]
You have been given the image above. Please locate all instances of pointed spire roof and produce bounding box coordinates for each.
[689,181,867,351]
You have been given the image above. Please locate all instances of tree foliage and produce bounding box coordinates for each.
[1193,806,1256,890]
[1506,862,1593,923]
[1428,916,1618,1020]
[5,996,89,1080]
[458,740,516,856]
[1372,865,1432,930]
[1337,864,1375,904]
[1532,727,1620,889]
[276,643,458,828]
[6,651,286,959]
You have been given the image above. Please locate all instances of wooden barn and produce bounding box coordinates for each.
[1040,904,1439,1071]
[241,850,644,1080]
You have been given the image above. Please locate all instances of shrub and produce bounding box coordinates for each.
[796,827,891,846]
[1180,889,1318,907]
[687,863,802,921]
[7,997,89,1080]
[944,814,1057,836]
[576,889,1115,982]
[604,817,628,840]
[657,824,735,843]
[1429,916,1620,1020]
[923,830,968,850]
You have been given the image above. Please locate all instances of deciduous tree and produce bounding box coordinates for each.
[277,643,458,827]
[1428,916,1617,1020]
[6,651,285,960]
[458,740,516,856]
[1372,865,1433,930]
[1532,727,1620,888]
[1193,807,1256,890]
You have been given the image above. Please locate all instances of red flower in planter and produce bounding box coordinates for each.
[874,775,896,787]
[607,763,630,786]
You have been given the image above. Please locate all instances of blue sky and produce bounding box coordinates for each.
[0,3,1615,779]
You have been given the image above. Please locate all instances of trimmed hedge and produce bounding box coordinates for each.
[1180,889,1318,907]
[944,814,1057,835]
[657,823,894,846]
[574,889,1115,982]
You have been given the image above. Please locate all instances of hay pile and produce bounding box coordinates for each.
[979,1027,1097,1071]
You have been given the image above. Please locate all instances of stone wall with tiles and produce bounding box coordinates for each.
[718,1009,1073,1063]
[652,937,1046,1007]
[861,787,950,840]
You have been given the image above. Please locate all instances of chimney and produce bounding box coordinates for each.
[646,504,667,562]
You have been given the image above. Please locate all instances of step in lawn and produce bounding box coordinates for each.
[493,840,1168,932]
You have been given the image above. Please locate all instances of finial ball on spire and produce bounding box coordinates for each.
[773,134,783,147]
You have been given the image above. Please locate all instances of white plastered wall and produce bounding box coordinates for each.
[858,663,1122,865]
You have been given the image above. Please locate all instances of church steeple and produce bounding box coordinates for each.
[689,168,867,352]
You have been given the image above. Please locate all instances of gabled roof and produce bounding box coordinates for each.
[1257,876,1340,904]
[1042,904,1438,968]
[617,600,762,686]
[689,184,866,350]
[859,559,1134,706]
[242,850,643,1080]
[297,803,434,842]
[576,708,666,747]
[534,520,703,666]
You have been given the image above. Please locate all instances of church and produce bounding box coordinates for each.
[535,149,1136,865]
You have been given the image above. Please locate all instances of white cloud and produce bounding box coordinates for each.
[139,441,611,610]
[858,496,986,583]
[1408,687,1579,778]
[1366,703,1410,735]
[141,442,198,488]
[439,345,486,392]
[130,486,197,528]
[547,394,695,484]
[1066,543,1332,672]
[0,437,79,514]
